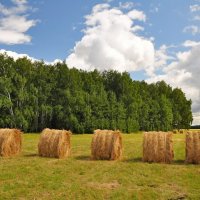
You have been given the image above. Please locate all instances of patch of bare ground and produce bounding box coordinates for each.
[166,183,188,200]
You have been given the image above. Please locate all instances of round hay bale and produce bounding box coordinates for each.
[173,129,179,134]
[38,128,71,159]
[91,129,122,160]
[185,131,200,164]
[142,132,174,163]
[0,128,22,157]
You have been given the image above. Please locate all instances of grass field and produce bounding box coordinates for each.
[0,133,200,200]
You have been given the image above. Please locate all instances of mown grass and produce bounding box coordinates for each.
[0,133,200,200]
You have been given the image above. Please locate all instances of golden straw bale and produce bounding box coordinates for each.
[143,132,174,163]
[173,129,179,134]
[0,128,22,157]
[38,128,71,159]
[186,132,200,164]
[91,129,122,160]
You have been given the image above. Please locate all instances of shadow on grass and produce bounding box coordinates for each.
[75,155,91,161]
[24,153,38,157]
[123,157,142,163]
[171,159,186,165]
[124,157,187,165]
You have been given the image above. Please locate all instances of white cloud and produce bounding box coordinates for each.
[0,30,31,44]
[0,0,28,16]
[190,4,200,12]
[0,0,37,45]
[119,2,134,10]
[0,49,63,65]
[183,40,200,47]
[190,4,200,23]
[147,44,200,124]
[131,25,144,32]
[0,49,36,61]
[154,45,174,68]
[183,25,200,35]
[1,15,36,32]
[66,4,154,73]
[193,113,200,125]
[45,59,63,65]
[13,0,27,4]
[127,10,146,21]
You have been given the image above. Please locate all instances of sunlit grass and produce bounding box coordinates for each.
[0,133,200,200]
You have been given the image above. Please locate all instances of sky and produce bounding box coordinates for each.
[0,0,200,124]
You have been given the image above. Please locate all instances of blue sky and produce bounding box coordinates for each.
[0,0,199,61]
[0,0,200,123]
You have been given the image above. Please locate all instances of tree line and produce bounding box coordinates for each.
[0,53,193,133]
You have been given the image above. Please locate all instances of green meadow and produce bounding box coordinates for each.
[0,133,200,200]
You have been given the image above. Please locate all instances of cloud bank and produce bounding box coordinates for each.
[0,49,36,61]
[66,4,155,74]
[0,0,37,44]
[0,49,62,65]
[147,44,200,124]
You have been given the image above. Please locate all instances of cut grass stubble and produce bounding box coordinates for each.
[0,133,200,200]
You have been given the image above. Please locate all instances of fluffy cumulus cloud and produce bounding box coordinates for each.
[0,0,37,44]
[147,44,200,124]
[66,4,155,73]
[127,10,146,21]
[0,49,35,60]
[0,49,62,65]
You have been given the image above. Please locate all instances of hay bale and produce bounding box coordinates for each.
[143,132,174,163]
[38,128,71,159]
[186,132,200,164]
[173,129,179,134]
[0,129,22,157]
[91,129,122,160]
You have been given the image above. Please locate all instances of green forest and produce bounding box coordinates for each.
[0,53,193,133]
